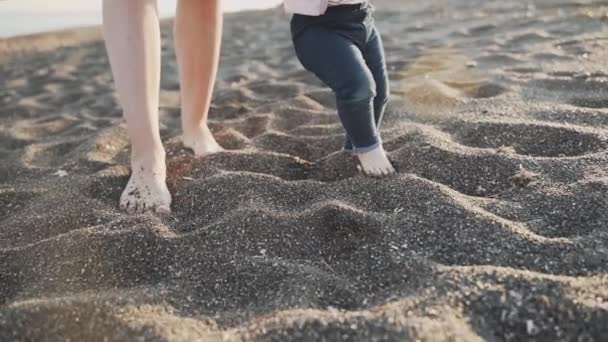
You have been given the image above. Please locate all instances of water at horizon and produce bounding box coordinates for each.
[0,0,283,38]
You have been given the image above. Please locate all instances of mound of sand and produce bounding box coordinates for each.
[1,0,608,341]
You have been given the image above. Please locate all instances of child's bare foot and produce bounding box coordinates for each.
[182,125,224,157]
[356,146,396,177]
[120,149,171,214]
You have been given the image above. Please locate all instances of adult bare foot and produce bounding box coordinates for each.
[356,145,396,177]
[120,149,171,214]
[182,125,224,157]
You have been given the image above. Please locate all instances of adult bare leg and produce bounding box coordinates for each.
[175,0,224,157]
[102,0,171,213]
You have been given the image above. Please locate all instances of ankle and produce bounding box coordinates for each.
[356,144,386,156]
[182,122,211,135]
[130,145,166,173]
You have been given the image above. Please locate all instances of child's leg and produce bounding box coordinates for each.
[356,26,396,176]
[102,0,171,213]
[294,27,377,151]
[365,27,390,130]
[175,0,224,157]
[344,26,390,151]
[293,27,394,176]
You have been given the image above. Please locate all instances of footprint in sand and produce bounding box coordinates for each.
[444,120,608,157]
[526,78,608,109]
[397,48,508,118]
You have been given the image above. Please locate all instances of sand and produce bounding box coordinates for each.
[1,0,608,341]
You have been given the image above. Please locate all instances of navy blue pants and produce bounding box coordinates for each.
[291,3,389,153]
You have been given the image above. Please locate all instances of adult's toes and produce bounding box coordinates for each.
[121,201,134,213]
[139,202,148,213]
[139,204,149,214]
[128,202,139,214]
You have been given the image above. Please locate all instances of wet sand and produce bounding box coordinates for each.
[1,0,608,341]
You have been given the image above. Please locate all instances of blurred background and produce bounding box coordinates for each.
[0,0,283,38]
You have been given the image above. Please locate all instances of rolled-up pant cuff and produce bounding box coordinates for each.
[343,140,382,154]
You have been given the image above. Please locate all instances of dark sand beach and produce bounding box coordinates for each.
[1,0,608,340]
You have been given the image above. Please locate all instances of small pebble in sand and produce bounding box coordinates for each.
[526,320,540,335]
[497,145,517,155]
[54,170,68,178]
[510,167,540,188]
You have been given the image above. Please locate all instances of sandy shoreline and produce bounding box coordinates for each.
[1,0,608,341]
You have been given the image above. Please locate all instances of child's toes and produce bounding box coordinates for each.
[367,166,387,178]
[373,168,385,177]
[381,167,395,177]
